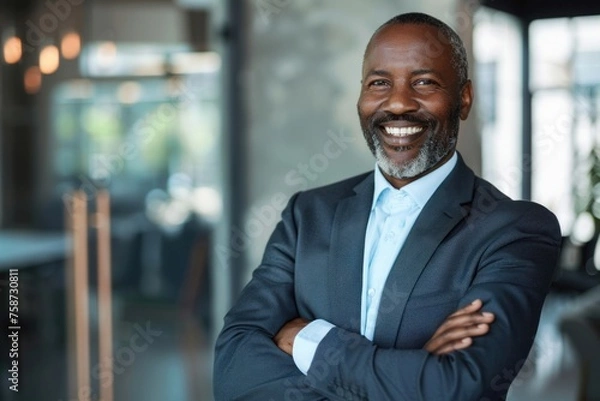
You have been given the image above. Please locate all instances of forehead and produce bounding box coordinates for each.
[363,23,454,74]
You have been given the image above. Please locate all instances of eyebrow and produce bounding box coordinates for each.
[411,68,438,77]
[364,68,441,78]
[364,69,393,78]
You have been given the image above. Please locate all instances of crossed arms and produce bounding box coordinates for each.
[274,299,494,357]
[213,193,561,401]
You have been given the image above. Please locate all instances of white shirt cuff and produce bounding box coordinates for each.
[292,319,335,375]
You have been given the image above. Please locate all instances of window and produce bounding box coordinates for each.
[52,43,222,223]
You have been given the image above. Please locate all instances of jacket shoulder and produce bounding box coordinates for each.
[470,176,562,242]
[295,171,372,204]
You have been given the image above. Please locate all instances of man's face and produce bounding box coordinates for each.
[357,23,473,186]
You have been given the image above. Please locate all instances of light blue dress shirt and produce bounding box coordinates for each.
[293,152,458,375]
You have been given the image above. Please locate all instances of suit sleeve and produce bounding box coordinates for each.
[303,203,562,401]
[213,193,330,401]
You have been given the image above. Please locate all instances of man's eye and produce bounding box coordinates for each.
[369,79,389,87]
[414,79,436,86]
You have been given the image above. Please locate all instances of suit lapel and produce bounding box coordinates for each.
[328,173,373,333]
[373,156,476,347]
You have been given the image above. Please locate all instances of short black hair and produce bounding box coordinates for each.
[367,12,469,87]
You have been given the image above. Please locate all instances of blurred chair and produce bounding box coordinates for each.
[559,286,600,401]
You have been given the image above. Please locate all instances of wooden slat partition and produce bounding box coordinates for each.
[66,189,114,401]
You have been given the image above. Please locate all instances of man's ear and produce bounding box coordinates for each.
[459,80,474,120]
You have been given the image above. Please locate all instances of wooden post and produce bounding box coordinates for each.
[72,190,90,400]
[65,193,77,400]
[96,190,113,401]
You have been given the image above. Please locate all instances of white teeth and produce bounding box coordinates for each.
[384,126,424,137]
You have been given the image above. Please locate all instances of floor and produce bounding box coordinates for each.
[111,298,214,401]
[0,290,214,401]
[507,292,582,401]
[0,274,586,401]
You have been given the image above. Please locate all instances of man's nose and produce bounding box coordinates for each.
[381,85,419,115]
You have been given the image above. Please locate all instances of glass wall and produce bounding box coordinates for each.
[474,7,523,199]
[475,9,600,275]
[530,16,600,247]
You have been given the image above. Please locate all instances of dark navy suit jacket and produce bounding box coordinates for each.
[214,155,562,401]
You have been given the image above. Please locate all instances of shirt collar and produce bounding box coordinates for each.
[371,151,458,211]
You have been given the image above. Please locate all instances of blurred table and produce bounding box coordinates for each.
[0,230,71,271]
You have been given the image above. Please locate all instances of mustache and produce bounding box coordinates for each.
[368,112,433,129]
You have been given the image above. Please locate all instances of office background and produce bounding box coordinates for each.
[0,0,599,400]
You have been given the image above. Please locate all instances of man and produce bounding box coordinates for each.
[214,12,561,401]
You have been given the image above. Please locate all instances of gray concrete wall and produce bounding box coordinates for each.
[241,0,481,279]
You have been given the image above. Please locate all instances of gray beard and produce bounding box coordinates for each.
[372,130,456,179]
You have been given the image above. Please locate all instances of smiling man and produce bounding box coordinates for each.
[214,13,561,401]
[359,15,472,187]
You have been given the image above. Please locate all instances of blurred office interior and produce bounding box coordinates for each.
[0,0,599,400]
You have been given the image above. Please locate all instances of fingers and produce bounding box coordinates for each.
[423,299,496,355]
[437,299,494,331]
[438,309,495,332]
[425,322,491,355]
[432,337,472,355]
[425,321,490,353]
[431,308,494,341]
[447,299,483,318]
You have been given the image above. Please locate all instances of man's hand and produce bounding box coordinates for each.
[274,300,493,357]
[274,317,309,355]
[424,299,495,355]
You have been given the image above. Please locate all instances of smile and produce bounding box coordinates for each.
[383,126,424,137]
